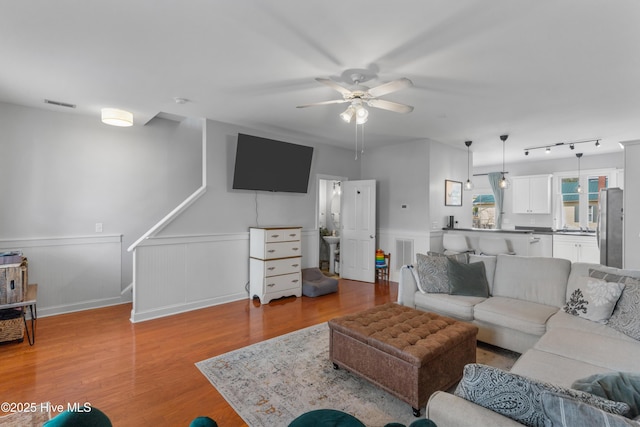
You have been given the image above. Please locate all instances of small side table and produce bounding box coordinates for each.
[0,284,37,345]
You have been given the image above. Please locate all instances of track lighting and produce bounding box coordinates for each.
[523,139,601,156]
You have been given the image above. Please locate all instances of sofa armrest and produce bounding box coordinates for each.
[397,265,419,308]
[425,391,523,427]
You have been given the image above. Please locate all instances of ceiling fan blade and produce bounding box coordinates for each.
[367,98,414,114]
[296,99,349,108]
[367,78,413,97]
[315,78,353,96]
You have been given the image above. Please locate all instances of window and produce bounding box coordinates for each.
[472,194,496,229]
[556,169,615,230]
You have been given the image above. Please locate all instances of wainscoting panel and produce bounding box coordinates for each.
[0,235,123,317]
[131,229,317,322]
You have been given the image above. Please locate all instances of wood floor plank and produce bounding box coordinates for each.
[1,279,397,426]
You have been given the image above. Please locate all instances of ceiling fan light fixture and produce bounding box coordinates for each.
[101,108,133,127]
[355,105,368,124]
[340,105,355,123]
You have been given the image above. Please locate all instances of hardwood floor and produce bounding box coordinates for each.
[1,279,397,426]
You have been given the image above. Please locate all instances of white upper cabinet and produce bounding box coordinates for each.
[512,175,552,214]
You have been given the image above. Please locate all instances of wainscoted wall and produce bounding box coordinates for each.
[376,228,431,282]
[0,235,124,317]
[131,229,319,322]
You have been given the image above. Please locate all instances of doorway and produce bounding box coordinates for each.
[317,176,345,276]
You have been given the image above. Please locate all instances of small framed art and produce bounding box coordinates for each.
[445,180,462,206]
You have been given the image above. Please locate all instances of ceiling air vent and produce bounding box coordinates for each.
[44,99,76,109]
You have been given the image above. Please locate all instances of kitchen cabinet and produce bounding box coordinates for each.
[512,175,552,214]
[553,234,599,263]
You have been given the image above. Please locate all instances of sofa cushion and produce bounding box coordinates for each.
[415,253,466,294]
[534,327,640,372]
[453,364,630,427]
[546,311,637,342]
[469,254,496,294]
[572,372,640,419]
[492,255,571,307]
[563,275,625,323]
[474,297,559,336]
[414,293,485,321]
[511,348,615,388]
[541,392,640,427]
[448,258,490,297]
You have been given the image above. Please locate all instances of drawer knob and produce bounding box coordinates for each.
[271,234,280,238]
[267,283,276,287]
[292,247,299,251]
[292,264,299,267]
[292,279,299,283]
[268,249,276,253]
[267,267,276,271]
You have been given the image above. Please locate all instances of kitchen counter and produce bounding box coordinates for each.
[444,227,596,236]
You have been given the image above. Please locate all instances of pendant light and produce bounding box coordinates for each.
[464,140,474,190]
[498,134,510,189]
[576,153,583,193]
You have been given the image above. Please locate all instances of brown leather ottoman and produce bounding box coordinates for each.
[328,302,478,416]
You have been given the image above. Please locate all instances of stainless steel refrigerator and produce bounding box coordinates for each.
[598,187,624,268]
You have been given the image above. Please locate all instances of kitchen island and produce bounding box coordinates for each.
[439,227,598,261]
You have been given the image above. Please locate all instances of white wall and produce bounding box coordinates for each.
[429,141,471,230]
[130,120,362,321]
[0,102,202,314]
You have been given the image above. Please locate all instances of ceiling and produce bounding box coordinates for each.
[2,0,639,166]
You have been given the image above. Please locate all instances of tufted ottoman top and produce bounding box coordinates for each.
[328,302,478,367]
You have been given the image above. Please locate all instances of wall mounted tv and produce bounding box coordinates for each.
[232,133,314,193]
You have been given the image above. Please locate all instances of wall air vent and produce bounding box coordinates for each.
[395,238,414,270]
[44,99,76,108]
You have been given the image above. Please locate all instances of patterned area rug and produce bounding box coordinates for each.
[196,322,519,427]
[0,409,50,426]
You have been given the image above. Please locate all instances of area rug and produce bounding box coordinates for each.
[196,323,519,427]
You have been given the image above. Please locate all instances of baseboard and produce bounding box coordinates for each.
[37,296,130,318]
[130,292,247,323]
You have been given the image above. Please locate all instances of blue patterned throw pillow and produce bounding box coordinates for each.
[454,364,630,427]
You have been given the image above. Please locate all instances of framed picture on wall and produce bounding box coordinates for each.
[445,180,462,206]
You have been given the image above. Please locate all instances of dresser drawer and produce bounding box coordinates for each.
[263,272,301,293]
[261,257,301,277]
[264,228,301,242]
[263,241,301,259]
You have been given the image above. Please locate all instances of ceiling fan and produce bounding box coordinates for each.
[297,72,414,124]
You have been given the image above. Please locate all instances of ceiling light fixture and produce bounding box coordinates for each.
[464,141,474,191]
[523,139,600,156]
[499,134,510,189]
[340,105,355,123]
[576,153,583,193]
[101,108,133,127]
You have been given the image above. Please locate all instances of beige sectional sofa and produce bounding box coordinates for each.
[398,254,640,426]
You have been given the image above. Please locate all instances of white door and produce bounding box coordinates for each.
[340,180,376,282]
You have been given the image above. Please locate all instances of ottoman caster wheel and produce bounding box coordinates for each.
[332,363,339,370]
[412,407,421,417]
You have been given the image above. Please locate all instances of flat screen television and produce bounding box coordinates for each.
[232,133,314,193]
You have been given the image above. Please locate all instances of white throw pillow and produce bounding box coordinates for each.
[563,276,625,323]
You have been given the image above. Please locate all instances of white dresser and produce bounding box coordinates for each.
[249,227,302,304]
